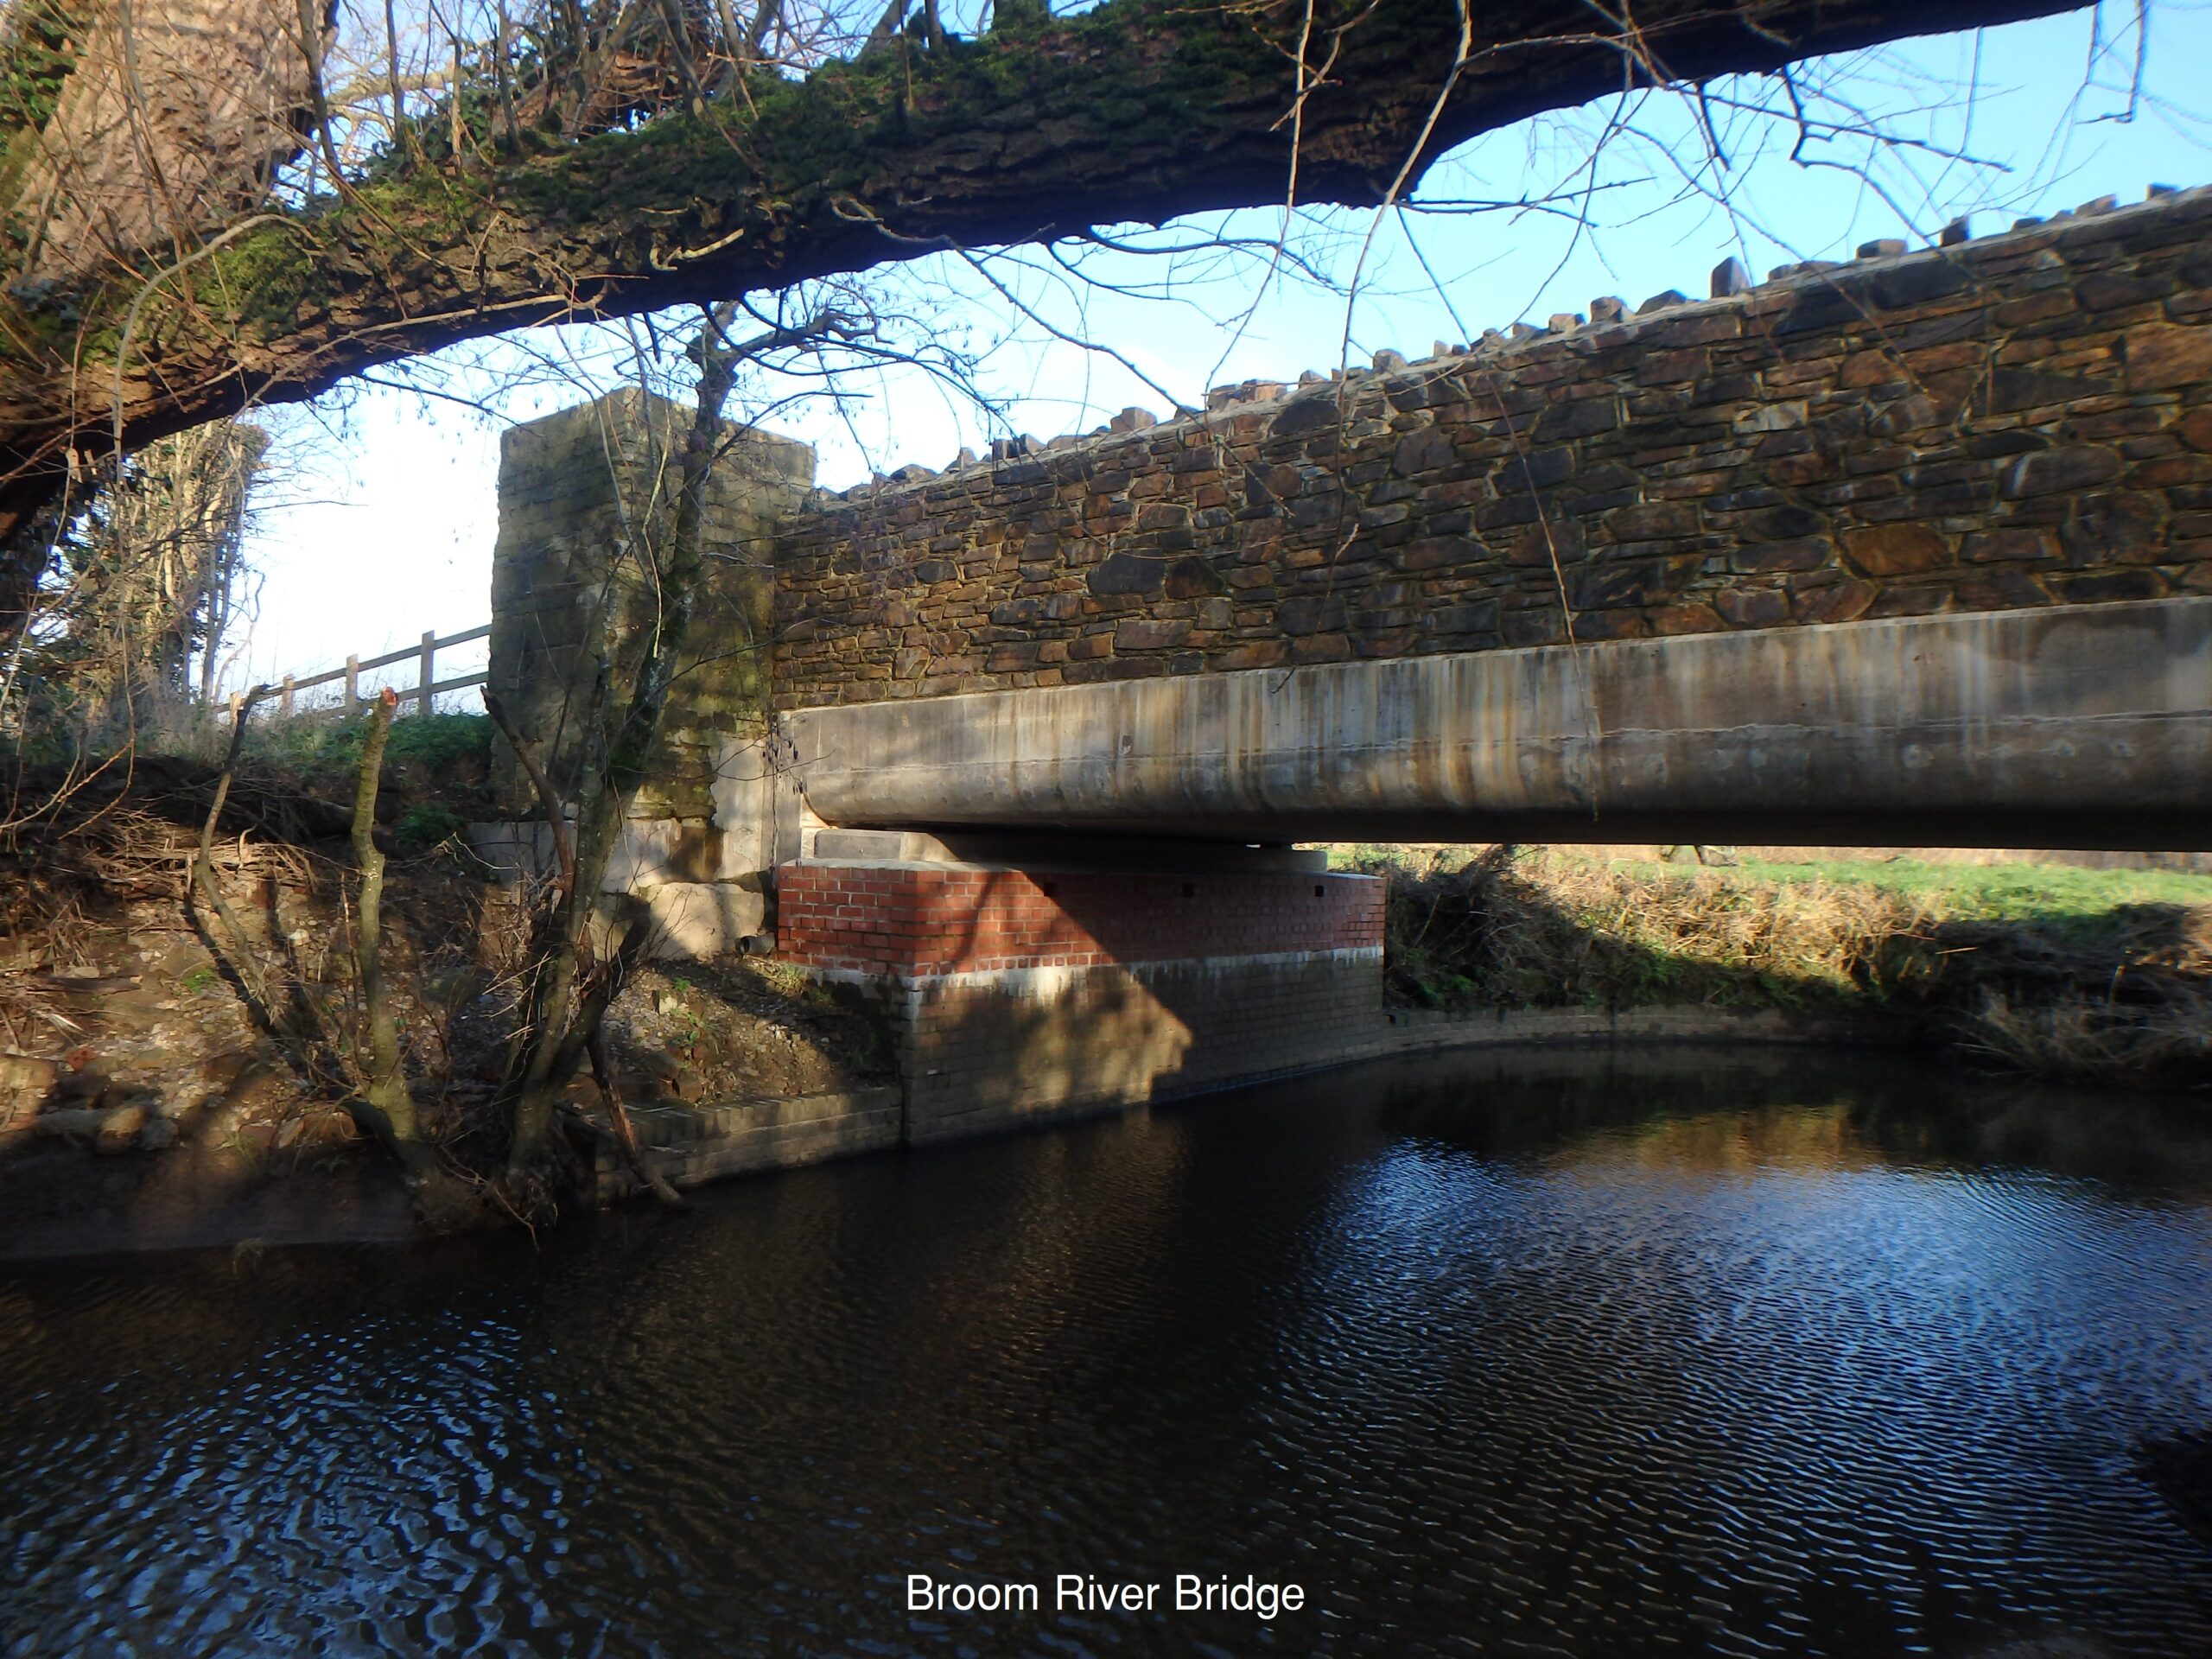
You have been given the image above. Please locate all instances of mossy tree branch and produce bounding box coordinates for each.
[0,0,2085,560]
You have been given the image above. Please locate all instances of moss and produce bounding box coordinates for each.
[0,1,92,140]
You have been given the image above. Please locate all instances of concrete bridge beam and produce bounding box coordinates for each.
[782,599,2212,850]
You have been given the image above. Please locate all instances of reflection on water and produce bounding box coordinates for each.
[4,1047,2212,1657]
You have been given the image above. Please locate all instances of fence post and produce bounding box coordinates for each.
[280,675,295,719]
[417,629,437,718]
[343,653,359,716]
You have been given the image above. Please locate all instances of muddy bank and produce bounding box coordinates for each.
[0,1136,410,1261]
[1348,845,2212,1091]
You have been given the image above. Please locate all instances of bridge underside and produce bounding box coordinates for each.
[781,599,2212,852]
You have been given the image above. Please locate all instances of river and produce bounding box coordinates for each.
[4,1046,2211,1657]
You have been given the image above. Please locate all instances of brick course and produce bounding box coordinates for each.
[776,862,1385,976]
[772,189,2212,709]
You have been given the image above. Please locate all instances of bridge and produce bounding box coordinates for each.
[479,183,2212,1150]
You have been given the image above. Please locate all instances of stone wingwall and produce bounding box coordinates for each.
[771,187,2212,709]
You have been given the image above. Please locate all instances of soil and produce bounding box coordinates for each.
[0,777,893,1262]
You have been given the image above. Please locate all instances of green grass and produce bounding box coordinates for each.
[244,710,492,784]
[1325,843,2212,1089]
[1732,856,2212,928]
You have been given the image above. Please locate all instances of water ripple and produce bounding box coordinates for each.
[4,1048,2212,1656]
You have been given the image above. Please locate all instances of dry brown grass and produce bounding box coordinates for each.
[1959,988,2212,1084]
[1369,845,1938,1011]
[1344,844,2212,1089]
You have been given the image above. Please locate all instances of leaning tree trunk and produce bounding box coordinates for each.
[499,300,744,1182]
[3,0,318,286]
[347,686,443,1186]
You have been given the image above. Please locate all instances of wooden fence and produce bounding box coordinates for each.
[228,622,492,722]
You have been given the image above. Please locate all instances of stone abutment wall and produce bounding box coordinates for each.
[479,388,812,956]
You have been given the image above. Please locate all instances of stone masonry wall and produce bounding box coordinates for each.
[488,387,813,819]
[772,186,2212,709]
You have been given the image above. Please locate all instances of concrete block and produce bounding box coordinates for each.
[642,883,766,960]
[602,818,717,893]
[710,735,783,878]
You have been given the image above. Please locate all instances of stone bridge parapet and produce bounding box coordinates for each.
[771,186,2212,710]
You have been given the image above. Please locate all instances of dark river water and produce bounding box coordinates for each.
[5,1046,2212,1658]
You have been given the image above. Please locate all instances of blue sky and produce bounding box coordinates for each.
[233,2,2212,700]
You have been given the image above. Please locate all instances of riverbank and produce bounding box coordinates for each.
[2,995,1899,1262]
[1336,843,2212,1089]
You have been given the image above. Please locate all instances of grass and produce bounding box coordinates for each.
[1327,843,2212,1089]
[240,711,493,791]
[1734,855,2212,937]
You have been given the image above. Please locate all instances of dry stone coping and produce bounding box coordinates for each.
[813,181,2212,511]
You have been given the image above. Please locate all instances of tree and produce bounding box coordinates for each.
[15,417,264,737]
[0,0,2093,634]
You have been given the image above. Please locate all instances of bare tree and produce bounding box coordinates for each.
[482,299,858,1205]
[14,418,264,740]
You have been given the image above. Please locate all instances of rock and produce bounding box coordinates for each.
[1638,289,1688,315]
[50,1066,105,1106]
[274,1118,303,1150]
[1085,550,1166,595]
[2004,445,2124,498]
[1391,427,1454,477]
[137,1117,180,1151]
[0,1053,57,1130]
[93,1103,148,1154]
[1842,524,1951,577]
[2126,322,2212,392]
[154,1086,210,1122]
[1856,238,1908,258]
[1711,257,1751,297]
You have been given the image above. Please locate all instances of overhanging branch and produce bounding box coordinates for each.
[0,0,2092,538]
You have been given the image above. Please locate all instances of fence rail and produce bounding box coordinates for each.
[229,622,493,722]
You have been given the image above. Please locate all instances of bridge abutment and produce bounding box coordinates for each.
[775,834,1386,1140]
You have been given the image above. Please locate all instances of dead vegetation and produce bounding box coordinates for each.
[0,729,891,1236]
[1353,845,2212,1090]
